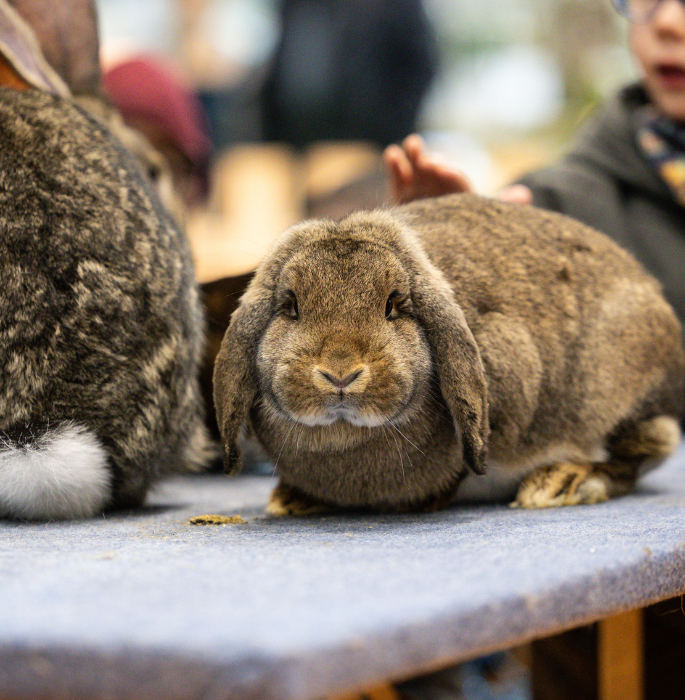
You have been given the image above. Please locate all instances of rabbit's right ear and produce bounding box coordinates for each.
[391,224,489,475]
[213,222,316,474]
[0,0,70,96]
[411,269,490,475]
[212,280,274,475]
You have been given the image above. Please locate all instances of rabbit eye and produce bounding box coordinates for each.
[385,291,411,320]
[281,291,299,319]
[385,292,399,320]
[148,164,162,182]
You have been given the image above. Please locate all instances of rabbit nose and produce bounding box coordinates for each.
[317,368,363,389]
[312,363,370,394]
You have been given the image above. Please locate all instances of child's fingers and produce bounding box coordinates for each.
[497,184,533,205]
[400,133,427,167]
[383,144,415,201]
[422,155,473,193]
[385,134,475,201]
[383,144,412,184]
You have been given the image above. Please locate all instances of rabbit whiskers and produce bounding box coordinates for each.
[267,399,429,487]
[387,421,425,456]
[383,401,433,483]
[271,417,299,479]
[381,424,407,485]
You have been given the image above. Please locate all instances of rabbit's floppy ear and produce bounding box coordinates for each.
[401,236,489,475]
[213,281,273,475]
[0,0,70,96]
[212,225,303,474]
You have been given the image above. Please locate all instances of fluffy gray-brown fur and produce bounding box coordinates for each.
[214,193,685,514]
[0,87,210,519]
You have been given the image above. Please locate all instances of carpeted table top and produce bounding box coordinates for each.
[2,445,685,700]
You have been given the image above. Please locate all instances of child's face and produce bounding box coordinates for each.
[630,0,685,122]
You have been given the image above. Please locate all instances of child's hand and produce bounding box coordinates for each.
[384,133,534,207]
[383,134,473,204]
[497,184,533,205]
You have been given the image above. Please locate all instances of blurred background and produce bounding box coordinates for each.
[94,0,643,471]
[95,0,639,285]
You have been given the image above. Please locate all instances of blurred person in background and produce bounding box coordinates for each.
[104,55,212,215]
[386,0,685,328]
[259,0,438,149]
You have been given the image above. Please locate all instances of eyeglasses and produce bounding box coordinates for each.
[612,0,685,23]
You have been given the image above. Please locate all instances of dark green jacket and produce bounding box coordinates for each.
[518,83,685,325]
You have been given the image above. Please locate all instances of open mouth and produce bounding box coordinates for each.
[655,63,685,87]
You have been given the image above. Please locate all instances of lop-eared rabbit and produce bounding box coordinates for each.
[214,194,685,515]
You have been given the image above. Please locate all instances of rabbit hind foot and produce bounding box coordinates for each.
[267,481,334,517]
[511,416,682,509]
[512,461,613,509]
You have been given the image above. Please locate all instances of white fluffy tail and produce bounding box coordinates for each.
[0,423,110,520]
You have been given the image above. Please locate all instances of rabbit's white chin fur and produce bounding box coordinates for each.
[295,408,390,428]
[0,423,110,520]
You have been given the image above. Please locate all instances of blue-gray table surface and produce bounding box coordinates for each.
[2,445,685,700]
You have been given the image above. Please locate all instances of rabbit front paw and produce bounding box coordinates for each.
[512,462,610,509]
[267,481,334,517]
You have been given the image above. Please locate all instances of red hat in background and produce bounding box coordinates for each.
[104,55,212,168]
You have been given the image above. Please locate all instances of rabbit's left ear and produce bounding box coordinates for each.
[212,282,273,475]
[0,0,70,96]
[410,258,489,475]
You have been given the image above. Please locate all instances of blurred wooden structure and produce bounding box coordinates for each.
[187,141,381,284]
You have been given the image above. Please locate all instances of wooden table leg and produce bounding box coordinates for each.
[330,682,402,700]
[597,608,644,700]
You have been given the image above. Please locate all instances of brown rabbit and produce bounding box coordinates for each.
[214,193,685,515]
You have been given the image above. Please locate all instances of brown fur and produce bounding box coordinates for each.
[0,88,212,518]
[214,194,685,513]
